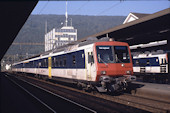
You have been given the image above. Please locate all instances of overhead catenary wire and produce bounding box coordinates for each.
[70,1,89,15]
[38,1,49,15]
[95,1,122,16]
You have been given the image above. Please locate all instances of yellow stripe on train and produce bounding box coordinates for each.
[48,57,52,78]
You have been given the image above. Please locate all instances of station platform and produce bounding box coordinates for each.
[130,81,170,103]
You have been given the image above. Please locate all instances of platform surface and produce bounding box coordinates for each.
[131,81,170,102]
[133,81,170,90]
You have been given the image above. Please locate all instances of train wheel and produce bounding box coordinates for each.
[84,86,92,93]
[77,82,83,90]
[106,84,116,94]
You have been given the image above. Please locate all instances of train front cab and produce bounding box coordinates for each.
[93,41,136,93]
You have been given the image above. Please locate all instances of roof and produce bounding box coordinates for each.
[0,2,38,61]
[131,13,150,18]
[79,8,170,47]
[123,12,150,24]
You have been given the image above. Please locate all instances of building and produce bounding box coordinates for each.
[45,1,77,52]
[123,12,150,24]
[45,26,77,51]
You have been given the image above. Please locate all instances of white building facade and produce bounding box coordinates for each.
[45,26,77,52]
[45,1,77,52]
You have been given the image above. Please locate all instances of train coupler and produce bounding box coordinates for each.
[123,75,136,82]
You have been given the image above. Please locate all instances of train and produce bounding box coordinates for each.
[132,50,168,83]
[11,37,136,93]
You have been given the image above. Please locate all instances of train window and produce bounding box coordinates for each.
[59,57,62,67]
[96,46,114,63]
[114,46,130,63]
[43,60,45,67]
[53,57,56,67]
[63,56,66,67]
[82,54,84,58]
[38,62,41,67]
[41,60,43,67]
[165,58,167,64]
[164,58,166,64]
[156,58,159,62]
[136,60,139,65]
[57,58,60,67]
[161,58,166,65]
[72,55,76,65]
[163,59,165,64]
[161,58,163,65]
[56,58,58,67]
[52,58,55,67]
[32,61,34,67]
[44,59,47,67]
[42,60,44,67]
[96,46,130,63]
[146,60,150,65]
[88,52,94,63]
[43,59,46,67]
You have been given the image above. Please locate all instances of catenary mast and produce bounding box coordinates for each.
[65,1,68,27]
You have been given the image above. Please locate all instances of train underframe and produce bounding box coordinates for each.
[135,72,169,84]
[95,75,136,93]
[12,71,136,93]
[76,75,136,93]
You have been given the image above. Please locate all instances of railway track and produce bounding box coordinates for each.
[4,73,97,113]
[6,72,170,113]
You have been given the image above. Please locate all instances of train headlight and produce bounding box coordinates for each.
[101,71,106,75]
[121,64,125,67]
[126,70,131,74]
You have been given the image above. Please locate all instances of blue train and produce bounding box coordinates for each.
[132,51,168,83]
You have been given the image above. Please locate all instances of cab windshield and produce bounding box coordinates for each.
[96,46,130,63]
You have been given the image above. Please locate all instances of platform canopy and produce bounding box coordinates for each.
[0,1,38,61]
[80,8,170,47]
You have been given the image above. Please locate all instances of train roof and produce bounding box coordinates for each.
[13,37,128,64]
[41,37,113,56]
[13,37,103,63]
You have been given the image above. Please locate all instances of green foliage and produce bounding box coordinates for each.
[6,15,125,56]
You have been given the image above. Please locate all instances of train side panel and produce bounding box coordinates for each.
[133,53,168,74]
[50,43,97,82]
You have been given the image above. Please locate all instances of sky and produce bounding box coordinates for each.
[31,1,170,16]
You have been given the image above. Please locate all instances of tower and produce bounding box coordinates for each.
[44,1,77,52]
[65,1,68,27]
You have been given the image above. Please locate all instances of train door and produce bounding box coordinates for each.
[37,60,41,75]
[48,57,52,78]
[72,53,77,79]
[139,59,146,73]
[160,58,167,73]
[145,59,151,73]
[86,48,96,81]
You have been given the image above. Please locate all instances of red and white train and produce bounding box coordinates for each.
[12,38,136,93]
